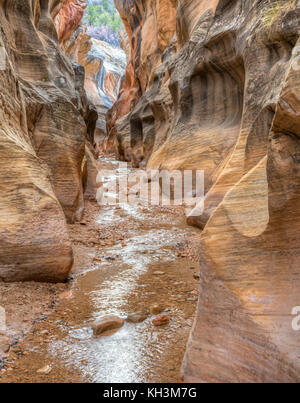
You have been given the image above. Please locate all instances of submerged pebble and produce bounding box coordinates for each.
[92,315,124,336]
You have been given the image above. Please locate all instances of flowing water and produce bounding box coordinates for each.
[0,157,200,383]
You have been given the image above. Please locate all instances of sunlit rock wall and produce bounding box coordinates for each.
[109,0,300,382]
[63,27,126,153]
[0,0,95,282]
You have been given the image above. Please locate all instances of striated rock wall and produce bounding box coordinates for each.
[0,0,95,282]
[109,0,300,382]
[55,0,87,43]
[106,0,176,154]
[63,27,126,153]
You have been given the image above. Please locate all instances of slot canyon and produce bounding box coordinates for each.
[0,0,300,384]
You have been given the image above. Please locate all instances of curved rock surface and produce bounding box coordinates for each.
[108,0,300,382]
[55,0,87,43]
[106,0,176,153]
[63,27,126,153]
[0,0,95,282]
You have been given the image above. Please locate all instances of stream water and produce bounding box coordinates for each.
[1,157,200,383]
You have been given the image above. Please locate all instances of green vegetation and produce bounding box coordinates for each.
[84,0,122,33]
[262,0,296,28]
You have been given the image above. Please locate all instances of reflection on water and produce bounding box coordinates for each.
[2,157,199,383]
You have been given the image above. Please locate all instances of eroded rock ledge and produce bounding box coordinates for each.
[0,0,96,282]
[108,0,300,382]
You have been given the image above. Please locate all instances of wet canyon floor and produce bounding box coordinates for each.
[0,157,201,383]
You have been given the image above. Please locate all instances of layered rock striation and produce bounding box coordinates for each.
[55,0,87,43]
[108,0,300,382]
[0,0,96,282]
[63,27,126,153]
[106,0,176,156]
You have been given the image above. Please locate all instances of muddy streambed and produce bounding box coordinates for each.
[0,157,201,383]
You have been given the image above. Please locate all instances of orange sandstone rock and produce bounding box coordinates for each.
[152,314,170,326]
[0,0,95,282]
[107,0,300,382]
[55,0,87,43]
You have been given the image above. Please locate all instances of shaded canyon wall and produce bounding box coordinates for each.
[108,0,300,382]
[0,0,96,282]
[106,0,177,157]
[55,0,87,43]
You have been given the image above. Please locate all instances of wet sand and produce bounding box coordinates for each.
[0,157,201,383]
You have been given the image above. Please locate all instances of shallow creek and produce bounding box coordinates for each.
[1,157,201,383]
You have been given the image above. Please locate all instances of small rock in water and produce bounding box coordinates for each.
[126,312,149,323]
[37,365,52,375]
[59,290,73,299]
[105,256,116,261]
[92,315,124,336]
[152,314,170,326]
[193,273,200,280]
[150,304,165,315]
[93,257,102,263]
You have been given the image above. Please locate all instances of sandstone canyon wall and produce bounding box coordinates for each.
[106,0,177,157]
[108,0,300,382]
[55,0,87,43]
[62,27,126,153]
[0,0,96,282]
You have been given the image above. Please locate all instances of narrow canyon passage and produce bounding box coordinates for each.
[0,157,200,383]
[1,0,300,384]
